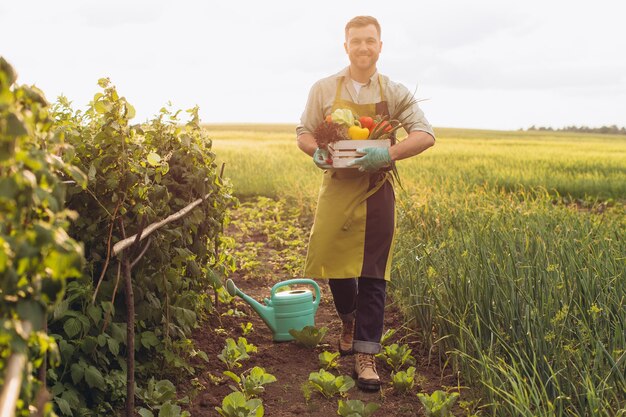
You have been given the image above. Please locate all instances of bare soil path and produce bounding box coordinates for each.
[179,198,460,416]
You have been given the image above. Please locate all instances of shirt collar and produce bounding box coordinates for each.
[337,66,379,86]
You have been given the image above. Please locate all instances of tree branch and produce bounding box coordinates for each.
[112,192,211,257]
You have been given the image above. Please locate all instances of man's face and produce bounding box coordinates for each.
[344,24,382,73]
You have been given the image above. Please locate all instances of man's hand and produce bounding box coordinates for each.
[347,147,391,172]
[313,148,333,169]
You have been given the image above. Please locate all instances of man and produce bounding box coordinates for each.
[296,16,435,391]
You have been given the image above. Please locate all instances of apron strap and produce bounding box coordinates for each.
[335,77,344,102]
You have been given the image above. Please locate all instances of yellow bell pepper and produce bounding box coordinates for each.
[348,125,369,140]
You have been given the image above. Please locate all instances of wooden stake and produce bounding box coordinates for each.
[0,322,32,417]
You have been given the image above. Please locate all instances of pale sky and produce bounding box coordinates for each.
[2,0,625,130]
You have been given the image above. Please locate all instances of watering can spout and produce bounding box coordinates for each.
[226,279,277,333]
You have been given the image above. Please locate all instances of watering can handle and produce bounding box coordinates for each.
[270,279,321,312]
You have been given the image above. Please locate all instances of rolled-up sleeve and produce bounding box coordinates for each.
[296,81,324,137]
[389,82,436,140]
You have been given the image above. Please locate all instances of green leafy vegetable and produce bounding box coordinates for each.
[337,399,380,417]
[306,369,354,399]
[376,343,415,372]
[223,366,277,399]
[289,325,328,349]
[318,351,340,370]
[417,390,460,417]
[391,366,416,394]
[331,108,356,127]
[216,391,264,417]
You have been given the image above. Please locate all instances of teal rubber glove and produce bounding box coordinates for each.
[313,147,333,169]
[347,147,391,172]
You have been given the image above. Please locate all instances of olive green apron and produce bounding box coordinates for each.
[304,75,396,281]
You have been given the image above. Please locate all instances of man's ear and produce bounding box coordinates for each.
[344,41,348,54]
[379,40,383,53]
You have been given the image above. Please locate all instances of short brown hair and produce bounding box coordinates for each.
[345,16,381,39]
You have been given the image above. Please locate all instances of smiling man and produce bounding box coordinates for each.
[296,16,435,391]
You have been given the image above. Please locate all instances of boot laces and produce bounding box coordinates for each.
[358,353,376,371]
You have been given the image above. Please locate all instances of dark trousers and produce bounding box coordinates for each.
[328,277,387,354]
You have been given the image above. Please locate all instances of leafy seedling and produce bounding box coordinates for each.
[380,328,397,345]
[289,325,328,349]
[319,351,340,370]
[306,369,354,399]
[222,308,246,318]
[218,337,256,370]
[417,390,460,417]
[215,391,264,417]
[223,366,277,399]
[391,366,416,394]
[376,343,415,372]
[136,378,190,417]
[236,337,257,354]
[337,399,380,417]
[241,322,253,336]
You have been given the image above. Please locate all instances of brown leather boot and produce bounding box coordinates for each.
[338,319,354,356]
[353,353,381,391]
[354,353,380,391]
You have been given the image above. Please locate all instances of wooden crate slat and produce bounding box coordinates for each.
[328,139,391,169]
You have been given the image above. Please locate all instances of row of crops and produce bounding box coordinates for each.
[209,124,626,416]
[391,185,625,415]
[0,57,235,416]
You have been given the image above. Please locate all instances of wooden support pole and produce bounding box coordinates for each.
[0,321,33,417]
[123,258,135,417]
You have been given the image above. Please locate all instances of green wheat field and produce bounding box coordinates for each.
[206,124,626,417]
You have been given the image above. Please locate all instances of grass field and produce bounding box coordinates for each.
[207,124,626,203]
[206,124,626,417]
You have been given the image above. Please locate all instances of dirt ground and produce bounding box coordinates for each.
[178,206,462,417]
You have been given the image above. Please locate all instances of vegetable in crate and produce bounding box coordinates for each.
[313,119,348,148]
[330,108,356,126]
[348,125,369,140]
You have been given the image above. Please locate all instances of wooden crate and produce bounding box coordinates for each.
[328,139,391,168]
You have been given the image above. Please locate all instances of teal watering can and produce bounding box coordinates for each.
[225,278,321,342]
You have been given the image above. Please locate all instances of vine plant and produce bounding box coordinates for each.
[44,78,237,415]
[0,57,85,416]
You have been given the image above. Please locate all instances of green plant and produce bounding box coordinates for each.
[206,372,223,386]
[417,390,460,417]
[216,391,264,417]
[218,337,257,370]
[241,322,254,336]
[391,366,416,394]
[377,343,415,372]
[318,350,340,370]
[39,75,236,415]
[222,308,246,318]
[136,378,190,417]
[0,57,85,416]
[337,399,380,417]
[289,325,328,349]
[306,369,354,399]
[223,366,277,399]
[380,328,396,345]
[229,197,309,279]
[236,336,257,354]
[458,398,483,417]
